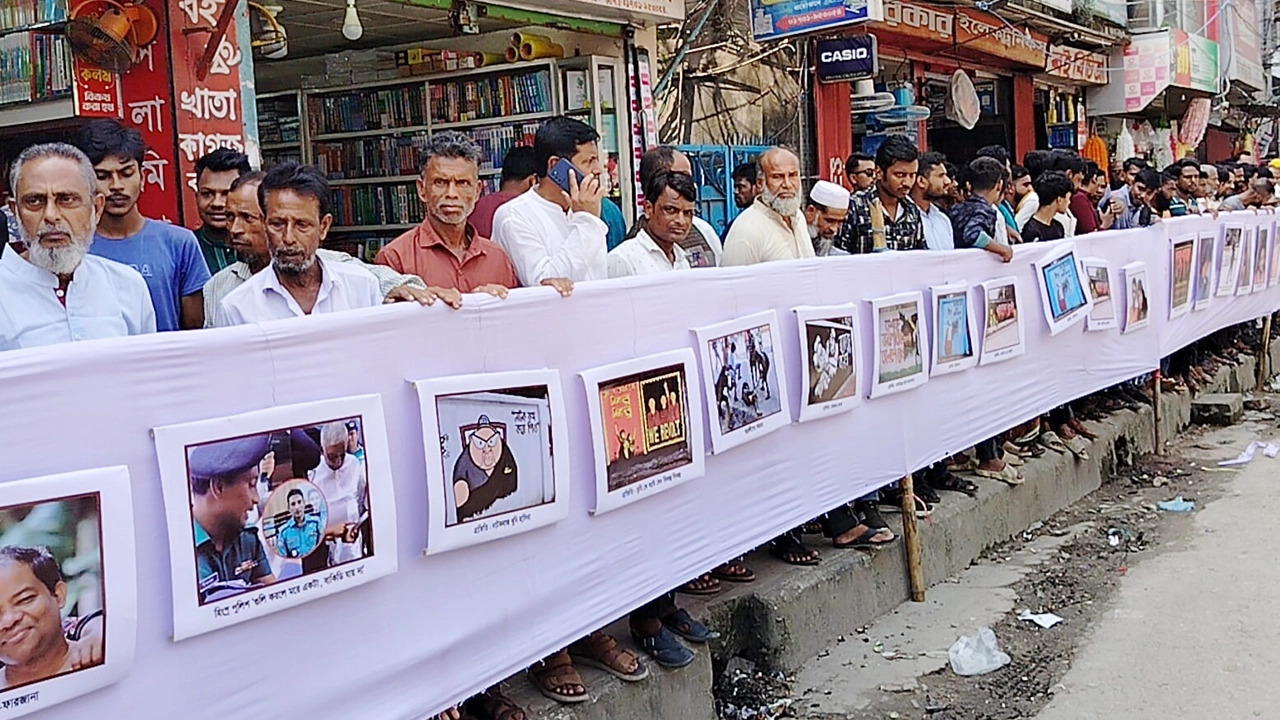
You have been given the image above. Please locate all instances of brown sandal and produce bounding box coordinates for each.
[710,559,756,583]
[676,573,721,596]
[464,690,526,720]
[569,632,649,682]
[528,652,589,704]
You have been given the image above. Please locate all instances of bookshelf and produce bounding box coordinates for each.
[0,0,72,108]
[296,55,629,246]
[256,90,306,168]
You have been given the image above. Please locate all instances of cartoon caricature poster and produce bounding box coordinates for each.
[414,370,570,553]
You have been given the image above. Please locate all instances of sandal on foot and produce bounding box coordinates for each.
[662,608,721,644]
[710,560,756,583]
[631,627,694,669]
[834,525,896,548]
[528,654,590,704]
[1038,430,1069,454]
[948,455,978,472]
[464,691,526,720]
[1002,441,1032,458]
[975,463,1024,486]
[1067,418,1098,440]
[769,534,820,566]
[1002,451,1025,467]
[933,470,979,497]
[857,502,892,533]
[880,492,932,518]
[569,634,649,683]
[1064,435,1091,460]
[676,573,721,596]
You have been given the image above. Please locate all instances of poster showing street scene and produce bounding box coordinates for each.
[1217,225,1243,297]
[1195,230,1217,310]
[979,277,1025,364]
[793,304,862,422]
[580,350,705,514]
[1253,224,1269,291]
[154,395,398,640]
[869,291,929,398]
[1080,258,1117,331]
[415,370,570,553]
[1236,228,1256,297]
[693,311,791,453]
[929,284,978,377]
[1034,243,1092,335]
[1123,262,1150,334]
[1169,235,1196,318]
[0,468,135,720]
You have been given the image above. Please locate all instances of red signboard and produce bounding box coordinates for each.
[72,64,121,118]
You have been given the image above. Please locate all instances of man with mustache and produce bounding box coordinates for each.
[374,132,523,296]
[73,119,211,331]
[202,172,433,327]
[721,147,815,265]
[192,148,252,273]
[835,135,924,254]
[0,143,156,350]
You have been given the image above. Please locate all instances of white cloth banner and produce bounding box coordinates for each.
[0,213,1276,719]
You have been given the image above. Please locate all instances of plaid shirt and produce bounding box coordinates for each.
[834,188,926,254]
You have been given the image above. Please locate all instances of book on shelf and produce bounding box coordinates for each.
[309,83,429,136]
[429,69,551,124]
[331,182,425,227]
[564,70,588,110]
[315,132,429,180]
[257,95,301,144]
[2,0,66,29]
[0,30,70,105]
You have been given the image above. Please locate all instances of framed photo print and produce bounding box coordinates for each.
[1169,235,1195,319]
[0,467,135,719]
[1194,230,1216,310]
[792,304,862,422]
[1034,243,1092,335]
[929,284,978,376]
[692,311,791,453]
[1236,227,1256,297]
[1267,221,1280,288]
[869,291,929,398]
[1123,261,1150,334]
[580,350,705,514]
[1217,224,1242,297]
[978,277,1025,364]
[153,395,398,640]
[1253,223,1269,291]
[1080,258,1117,331]
[414,370,570,553]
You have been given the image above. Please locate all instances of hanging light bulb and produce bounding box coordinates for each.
[342,0,363,41]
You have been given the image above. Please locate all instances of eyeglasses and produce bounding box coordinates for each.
[850,169,876,177]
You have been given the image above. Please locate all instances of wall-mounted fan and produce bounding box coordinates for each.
[869,85,931,125]
[850,79,896,115]
[66,0,158,73]
[248,2,288,60]
[944,70,980,130]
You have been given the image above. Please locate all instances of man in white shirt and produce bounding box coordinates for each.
[721,147,815,266]
[911,152,955,251]
[309,422,369,565]
[622,146,722,266]
[609,171,695,277]
[204,171,441,327]
[216,163,399,326]
[0,142,156,350]
[491,116,606,289]
[805,180,850,256]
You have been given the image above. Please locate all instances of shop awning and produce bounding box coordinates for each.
[871,0,1053,70]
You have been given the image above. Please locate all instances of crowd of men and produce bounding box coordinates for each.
[0,115,1273,719]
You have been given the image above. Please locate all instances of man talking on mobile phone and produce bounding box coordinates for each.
[490,116,608,294]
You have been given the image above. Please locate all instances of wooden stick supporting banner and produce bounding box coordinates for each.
[1256,315,1273,393]
[900,473,925,602]
[1152,370,1162,455]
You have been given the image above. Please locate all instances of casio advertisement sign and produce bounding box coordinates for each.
[816,36,879,83]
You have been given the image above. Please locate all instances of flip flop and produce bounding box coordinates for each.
[975,464,1024,486]
[769,536,821,566]
[834,525,896,549]
[1038,430,1069,454]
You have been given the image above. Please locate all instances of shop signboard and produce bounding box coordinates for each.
[72,64,120,118]
[877,0,952,44]
[1170,29,1219,93]
[816,36,878,83]
[1222,0,1263,91]
[954,8,1049,68]
[1046,45,1108,85]
[116,0,181,223]
[751,0,881,42]
[1123,31,1171,113]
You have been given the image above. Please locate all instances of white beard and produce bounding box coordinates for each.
[763,185,802,218]
[23,226,92,275]
[273,253,316,275]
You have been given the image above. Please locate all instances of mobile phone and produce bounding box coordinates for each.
[548,157,586,193]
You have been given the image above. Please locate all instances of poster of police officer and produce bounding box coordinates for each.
[153,395,398,640]
[0,467,136,719]
[414,369,571,554]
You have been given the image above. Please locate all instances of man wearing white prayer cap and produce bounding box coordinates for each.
[806,180,850,256]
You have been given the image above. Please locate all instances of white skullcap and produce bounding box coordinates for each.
[810,180,850,210]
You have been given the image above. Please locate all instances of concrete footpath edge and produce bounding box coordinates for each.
[502,342,1275,720]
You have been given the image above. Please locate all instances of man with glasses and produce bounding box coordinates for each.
[844,152,876,192]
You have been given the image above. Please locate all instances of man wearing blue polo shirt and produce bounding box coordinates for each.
[274,489,323,559]
[74,119,210,331]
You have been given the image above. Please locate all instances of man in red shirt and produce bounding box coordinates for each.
[468,146,538,239]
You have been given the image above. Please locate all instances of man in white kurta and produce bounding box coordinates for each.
[721,148,816,266]
[309,422,368,564]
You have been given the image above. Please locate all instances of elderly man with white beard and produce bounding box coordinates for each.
[721,147,816,266]
[0,143,155,350]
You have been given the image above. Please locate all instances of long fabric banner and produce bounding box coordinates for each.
[0,213,1276,719]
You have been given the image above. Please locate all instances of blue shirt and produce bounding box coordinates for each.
[275,515,323,558]
[602,199,627,251]
[90,219,211,331]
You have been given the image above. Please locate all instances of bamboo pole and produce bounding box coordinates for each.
[1256,315,1273,393]
[900,474,925,602]
[1152,370,1162,455]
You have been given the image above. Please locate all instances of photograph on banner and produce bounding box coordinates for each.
[579,350,705,514]
[414,370,570,552]
[1217,225,1243,297]
[1033,244,1092,335]
[1123,262,1150,334]
[1080,258,1117,331]
[1267,222,1280,287]
[1252,225,1268,290]
[0,467,135,719]
[1194,230,1217,310]
[929,284,978,377]
[693,311,790,453]
[792,304,861,422]
[153,395,398,640]
[1169,235,1196,319]
[978,278,1024,364]
[1236,228,1256,297]
[869,292,929,398]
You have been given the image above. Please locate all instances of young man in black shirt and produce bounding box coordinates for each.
[1022,171,1073,243]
